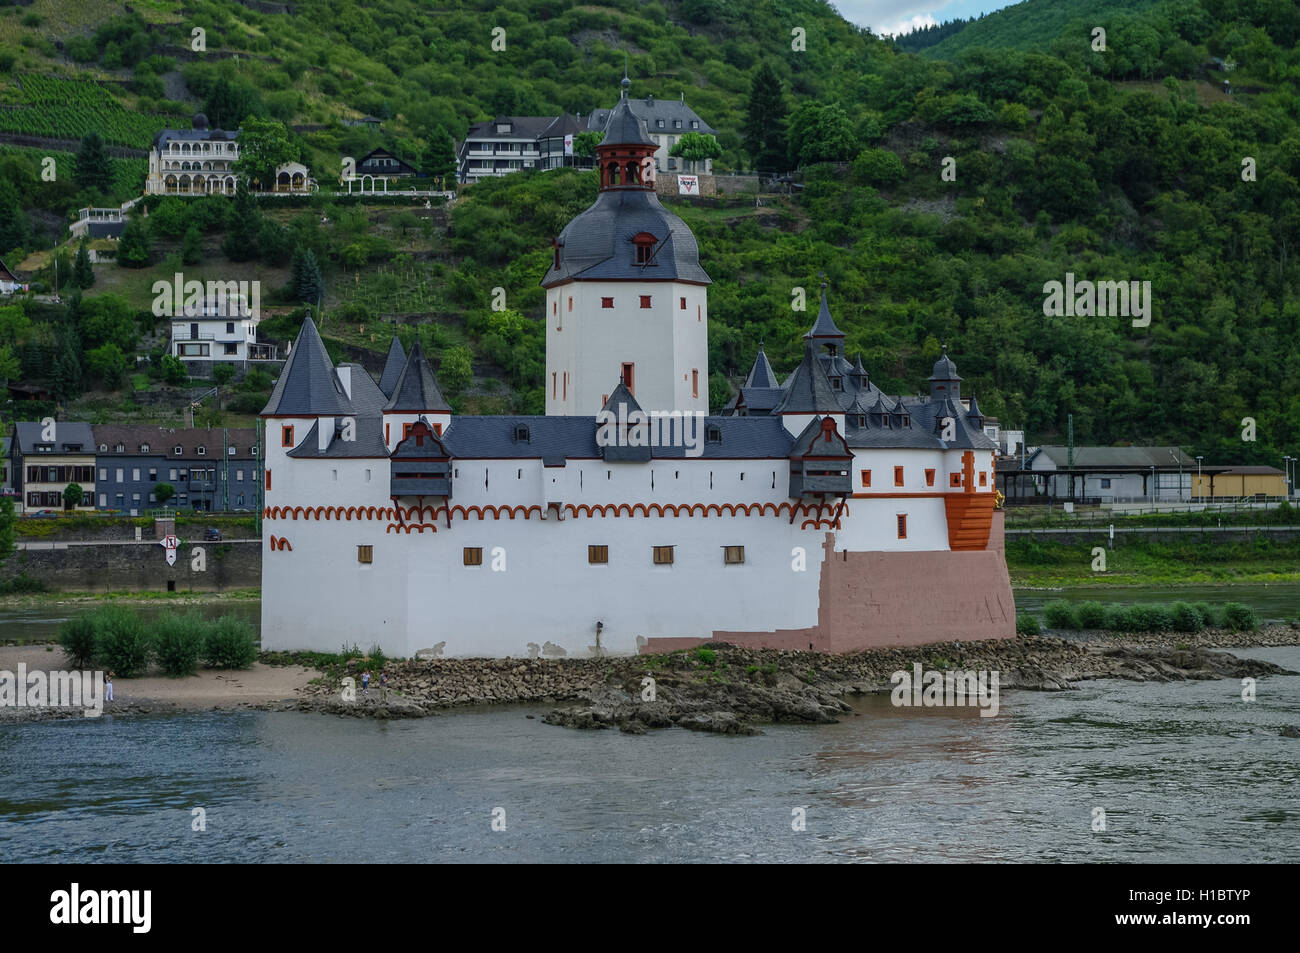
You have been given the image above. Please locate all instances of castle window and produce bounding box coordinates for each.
[265,469,271,491]
[357,545,373,565]
[950,473,962,488]
[281,426,294,447]
[692,369,699,398]
[925,468,936,487]
[640,295,651,308]
[602,297,614,309]
[588,545,608,564]
[513,424,530,443]
[980,472,988,486]
[894,466,904,486]
[861,469,871,487]
[463,547,483,567]
[653,545,674,566]
[705,425,721,444]
[568,296,573,312]
[723,545,744,565]
[622,363,634,393]
[897,514,908,539]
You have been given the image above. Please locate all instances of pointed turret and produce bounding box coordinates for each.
[384,341,450,413]
[774,339,843,436]
[805,279,845,353]
[378,335,407,398]
[928,343,962,400]
[744,344,779,389]
[851,352,869,390]
[261,314,350,416]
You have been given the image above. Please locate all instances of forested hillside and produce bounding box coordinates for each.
[0,0,1297,468]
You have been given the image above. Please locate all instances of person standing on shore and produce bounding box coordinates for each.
[105,671,114,703]
[361,670,371,696]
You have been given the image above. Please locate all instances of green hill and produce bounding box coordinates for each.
[919,0,1162,60]
[0,0,1298,470]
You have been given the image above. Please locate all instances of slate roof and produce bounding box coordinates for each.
[540,188,711,286]
[340,363,389,415]
[378,336,406,398]
[1031,446,1198,469]
[384,342,451,412]
[12,421,95,454]
[600,380,643,419]
[744,345,779,389]
[463,116,557,142]
[805,289,845,340]
[288,417,389,459]
[929,346,962,381]
[261,315,352,416]
[788,416,851,459]
[91,426,257,459]
[599,96,658,148]
[773,341,841,415]
[586,94,715,138]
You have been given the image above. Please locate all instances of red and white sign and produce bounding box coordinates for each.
[159,534,179,566]
[564,134,573,156]
[677,175,699,196]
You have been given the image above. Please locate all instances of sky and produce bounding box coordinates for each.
[832,0,1019,37]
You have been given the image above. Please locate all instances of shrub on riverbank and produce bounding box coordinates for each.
[93,605,153,677]
[1040,600,1259,633]
[153,611,206,677]
[203,616,258,669]
[1075,601,1107,628]
[1016,613,1041,635]
[56,607,258,674]
[1222,602,1258,631]
[1043,600,1079,628]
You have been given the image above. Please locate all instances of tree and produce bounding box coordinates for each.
[117,216,152,267]
[438,345,473,397]
[221,188,262,261]
[154,482,176,506]
[203,79,260,130]
[51,327,83,400]
[289,245,324,302]
[423,125,459,181]
[786,102,858,166]
[0,497,15,567]
[232,115,296,191]
[159,354,188,386]
[743,62,788,172]
[669,132,723,171]
[572,131,604,158]
[181,225,202,265]
[86,342,128,389]
[73,133,113,195]
[73,239,95,288]
[213,362,236,389]
[63,482,84,511]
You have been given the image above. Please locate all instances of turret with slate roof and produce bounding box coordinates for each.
[378,335,407,398]
[261,313,352,417]
[382,341,452,450]
[928,344,962,400]
[744,343,779,389]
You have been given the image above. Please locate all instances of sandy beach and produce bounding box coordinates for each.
[0,644,316,717]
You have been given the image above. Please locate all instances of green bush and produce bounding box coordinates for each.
[204,616,258,669]
[1015,613,1041,635]
[693,646,717,666]
[152,611,207,677]
[1130,604,1175,632]
[1170,602,1201,632]
[1222,602,1258,631]
[1043,600,1080,629]
[1192,602,1218,628]
[1075,601,1107,628]
[59,614,99,668]
[1103,605,1136,631]
[93,605,153,676]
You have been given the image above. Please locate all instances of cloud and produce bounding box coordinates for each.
[878,13,939,36]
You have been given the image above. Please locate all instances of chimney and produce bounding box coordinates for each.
[317,417,334,452]
[335,365,352,399]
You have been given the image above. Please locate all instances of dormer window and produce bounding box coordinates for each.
[98,444,107,452]
[705,425,722,444]
[140,444,150,452]
[115,443,125,453]
[197,446,206,455]
[174,446,183,455]
[656,119,664,128]
[691,120,699,129]
[513,424,530,444]
[673,119,681,128]
[631,232,657,265]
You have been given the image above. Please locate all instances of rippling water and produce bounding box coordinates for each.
[1,647,1296,863]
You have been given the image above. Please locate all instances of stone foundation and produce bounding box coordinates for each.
[645,512,1016,653]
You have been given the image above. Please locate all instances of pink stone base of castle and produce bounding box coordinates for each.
[642,511,1016,654]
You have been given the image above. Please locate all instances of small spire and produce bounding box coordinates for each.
[621,56,630,98]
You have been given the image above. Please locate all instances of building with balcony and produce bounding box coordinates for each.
[586,84,717,174]
[145,113,316,196]
[168,285,277,375]
[91,426,259,514]
[458,114,597,183]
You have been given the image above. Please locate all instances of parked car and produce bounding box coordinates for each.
[204,528,223,541]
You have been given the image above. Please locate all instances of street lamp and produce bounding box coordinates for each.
[1149,466,1156,507]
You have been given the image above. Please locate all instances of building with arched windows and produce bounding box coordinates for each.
[145,114,316,196]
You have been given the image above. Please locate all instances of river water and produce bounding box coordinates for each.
[1,646,1295,863]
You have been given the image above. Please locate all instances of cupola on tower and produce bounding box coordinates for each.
[542,76,711,416]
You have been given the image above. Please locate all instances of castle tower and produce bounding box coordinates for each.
[542,79,711,416]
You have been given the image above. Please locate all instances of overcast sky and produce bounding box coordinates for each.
[833,0,1017,37]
